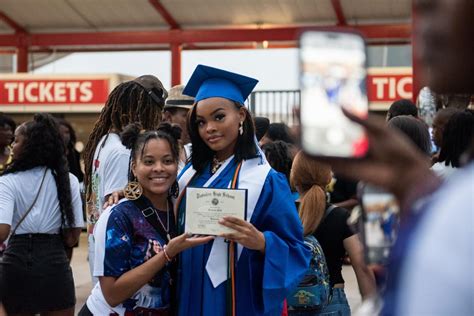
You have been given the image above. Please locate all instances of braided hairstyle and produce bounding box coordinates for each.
[83,80,165,200]
[261,140,293,185]
[290,151,332,236]
[4,113,75,227]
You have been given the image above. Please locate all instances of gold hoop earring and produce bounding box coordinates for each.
[124,177,143,200]
[239,121,244,135]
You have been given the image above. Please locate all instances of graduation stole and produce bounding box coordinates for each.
[175,159,241,316]
[227,162,241,316]
[175,153,271,314]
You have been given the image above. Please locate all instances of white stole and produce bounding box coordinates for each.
[177,152,271,288]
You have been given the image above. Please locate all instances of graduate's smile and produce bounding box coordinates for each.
[207,135,223,144]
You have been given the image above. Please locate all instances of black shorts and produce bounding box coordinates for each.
[0,234,76,313]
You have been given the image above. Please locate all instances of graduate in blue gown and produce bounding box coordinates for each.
[175,65,311,315]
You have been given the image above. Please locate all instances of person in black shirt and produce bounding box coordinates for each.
[291,151,376,315]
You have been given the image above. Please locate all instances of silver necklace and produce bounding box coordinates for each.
[155,202,171,241]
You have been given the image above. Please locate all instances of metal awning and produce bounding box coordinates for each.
[0,0,411,50]
[0,0,413,86]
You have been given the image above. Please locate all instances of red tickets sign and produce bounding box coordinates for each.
[367,71,413,103]
[0,79,109,105]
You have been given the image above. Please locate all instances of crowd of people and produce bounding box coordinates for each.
[0,0,473,315]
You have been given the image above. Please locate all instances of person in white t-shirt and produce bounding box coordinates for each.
[83,75,168,284]
[0,113,84,315]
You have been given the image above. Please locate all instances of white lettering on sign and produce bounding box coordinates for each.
[373,78,388,99]
[39,82,53,102]
[4,82,17,102]
[397,77,412,99]
[79,82,93,102]
[25,82,39,102]
[3,81,94,103]
[371,76,413,100]
[54,82,66,102]
[66,82,80,101]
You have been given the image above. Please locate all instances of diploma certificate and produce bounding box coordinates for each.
[185,187,247,235]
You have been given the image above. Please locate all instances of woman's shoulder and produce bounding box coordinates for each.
[110,199,138,215]
[326,205,350,221]
[0,166,45,182]
[96,199,137,230]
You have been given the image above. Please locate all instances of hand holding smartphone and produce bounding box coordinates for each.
[299,30,369,158]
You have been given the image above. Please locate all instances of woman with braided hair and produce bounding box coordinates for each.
[0,113,84,315]
[83,75,167,284]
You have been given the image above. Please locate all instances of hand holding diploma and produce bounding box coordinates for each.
[219,216,266,253]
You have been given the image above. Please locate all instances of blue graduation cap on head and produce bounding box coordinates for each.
[183,65,259,105]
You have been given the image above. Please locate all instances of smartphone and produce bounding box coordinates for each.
[299,30,369,157]
[358,183,400,265]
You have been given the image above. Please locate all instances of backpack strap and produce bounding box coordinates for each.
[11,168,48,236]
[132,196,176,241]
[322,204,337,222]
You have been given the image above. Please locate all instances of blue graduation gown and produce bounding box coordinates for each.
[176,159,310,315]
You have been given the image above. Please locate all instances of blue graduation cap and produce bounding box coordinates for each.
[183,65,259,105]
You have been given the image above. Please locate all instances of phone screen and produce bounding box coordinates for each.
[299,31,369,157]
[359,184,400,265]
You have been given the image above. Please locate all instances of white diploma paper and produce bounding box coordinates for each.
[185,187,247,235]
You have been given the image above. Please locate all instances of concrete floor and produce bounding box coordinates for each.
[71,232,362,314]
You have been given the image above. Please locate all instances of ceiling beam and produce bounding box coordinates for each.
[0,24,410,48]
[330,0,347,26]
[0,10,27,34]
[148,0,180,29]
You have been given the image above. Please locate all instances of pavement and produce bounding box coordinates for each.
[71,232,362,314]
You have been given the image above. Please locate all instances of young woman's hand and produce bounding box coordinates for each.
[165,233,214,258]
[102,190,124,209]
[218,216,266,253]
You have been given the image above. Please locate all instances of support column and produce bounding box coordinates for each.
[16,45,28,72]
[171,43,182,86]
[411,4,421,103]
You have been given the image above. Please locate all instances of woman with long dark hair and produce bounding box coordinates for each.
[175,65,310,315]
[0,113,84,315]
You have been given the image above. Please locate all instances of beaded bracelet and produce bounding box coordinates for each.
[163,245,174,263]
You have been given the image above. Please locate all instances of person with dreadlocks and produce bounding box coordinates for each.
[83,75,167,284]
[0,113,84,315]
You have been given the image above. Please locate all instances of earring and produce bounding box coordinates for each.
[124,177,143,200]
[169,180,179,199]
[239,121,244,136]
